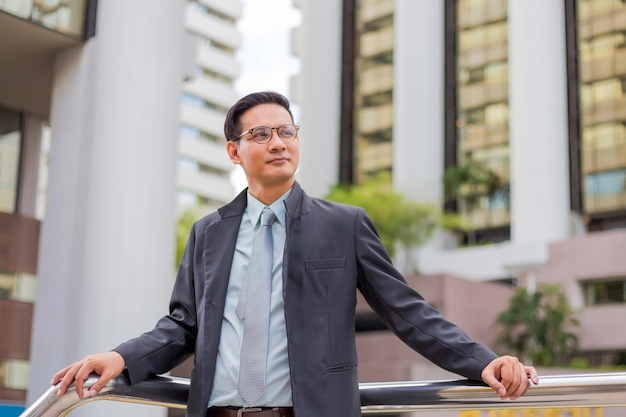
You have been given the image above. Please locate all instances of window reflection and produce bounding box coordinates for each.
[353,0,395,184]
[456,0,510,231]
[578,0,626,215]
[0,108,22,214]
[0,0,88,37]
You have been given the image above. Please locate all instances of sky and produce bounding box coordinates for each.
[231,0,302,190]
[235,0,301,99]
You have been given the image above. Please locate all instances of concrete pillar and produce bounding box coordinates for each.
[293,0,342,198]
[508,0,571,244]
[17,116,44,218]
[28,3,186,417]
[393,0,444,205]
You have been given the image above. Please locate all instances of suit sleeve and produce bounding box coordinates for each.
[354,208,497,382]
[113,223,200,384]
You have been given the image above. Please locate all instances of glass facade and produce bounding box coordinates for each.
[454,0,510,233]
[577,0,626,215]
[0,0,88,37]
[0,108,22,214]
[353,0,394,184]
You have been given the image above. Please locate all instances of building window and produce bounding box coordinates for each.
[181,93,229,113]
[195,35,235,54]
[352,0,395,185]
[179,124,221,143]
[0,272,37,303]
[178,157,199,172]
[178,157,229,179]
[0,0,89,37]
[196,66,234,86]
[0,108,22,214]
[192,1,236,24]
[577,0,626,218]
[449,0,511,240]
[582,278,626,306]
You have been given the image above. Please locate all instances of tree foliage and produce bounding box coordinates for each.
[494,283,580,366]
[175,209,197,269]
[443,158,508,212]
[325,174,438,258]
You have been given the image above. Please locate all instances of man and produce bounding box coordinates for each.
[52,91,538,417]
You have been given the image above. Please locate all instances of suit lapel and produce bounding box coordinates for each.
[197,189,247,403]
[203,188,247,312]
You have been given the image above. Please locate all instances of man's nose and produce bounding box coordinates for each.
[267,129,286,146]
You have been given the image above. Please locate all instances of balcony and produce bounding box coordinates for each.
[0,1,95,117]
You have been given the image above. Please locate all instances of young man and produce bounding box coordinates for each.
[53,92,538,417]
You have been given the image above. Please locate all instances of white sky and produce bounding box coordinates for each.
[235,0,301,99]
[231,0,302,191]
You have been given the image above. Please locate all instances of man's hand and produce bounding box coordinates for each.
[51,351,126,399]
[481,355,538,400]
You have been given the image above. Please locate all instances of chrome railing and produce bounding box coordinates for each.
[20,372,626,417]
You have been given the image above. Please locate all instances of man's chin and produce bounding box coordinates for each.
[264,174,296,187]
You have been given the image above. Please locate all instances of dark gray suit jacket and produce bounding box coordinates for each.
[114,182,497,417]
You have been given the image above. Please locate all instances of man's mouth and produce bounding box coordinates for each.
[268,157,288,164]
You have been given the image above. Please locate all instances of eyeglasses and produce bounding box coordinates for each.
[235,124,300,144]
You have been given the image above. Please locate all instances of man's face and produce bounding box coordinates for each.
[227,103,300,192]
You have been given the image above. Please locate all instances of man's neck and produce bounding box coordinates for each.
[248,180,295,206]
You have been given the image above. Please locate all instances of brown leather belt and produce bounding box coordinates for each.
[210,406,293,417]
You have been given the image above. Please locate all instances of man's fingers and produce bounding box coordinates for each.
[55,362,90,399]
[73,369,88,399]
[504,360,522,398]
[53,352,126,398]
[483,357,539,401]
[51,364,72,385]
[87,375,111,397]
[509,363,527,400]
[481,366,506,397]
[56,364,80,396]
[526,366,539,385]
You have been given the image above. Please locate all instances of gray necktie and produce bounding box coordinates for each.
[237,207,276,405]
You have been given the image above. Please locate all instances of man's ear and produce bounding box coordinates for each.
[226,140,241,164]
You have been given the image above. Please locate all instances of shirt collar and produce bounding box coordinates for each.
[246,188,292,228]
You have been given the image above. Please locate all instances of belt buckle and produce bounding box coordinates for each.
[236,407,263,417]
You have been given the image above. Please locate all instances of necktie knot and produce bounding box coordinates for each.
[260,207,276,227]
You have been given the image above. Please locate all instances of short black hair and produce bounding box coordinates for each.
[224,91,294,141]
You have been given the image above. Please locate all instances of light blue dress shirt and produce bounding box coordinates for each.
[209,189,293,407]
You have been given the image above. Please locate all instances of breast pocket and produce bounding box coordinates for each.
[302,256,357,366]
[305,257,346,270]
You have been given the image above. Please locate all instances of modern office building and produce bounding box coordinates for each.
[292,0,626,385]
[0,1,241,416]
[177,1,239,215]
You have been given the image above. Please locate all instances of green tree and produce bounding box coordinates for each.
[443,158,508,244]
[494,283,580,366]
[325,174,439,262]
[443,158,507,211]
[175,209,197,269]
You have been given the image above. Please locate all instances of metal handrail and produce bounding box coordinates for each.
[20,372,626,417]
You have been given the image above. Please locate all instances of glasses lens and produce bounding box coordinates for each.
[278,125,298,141]
[251,127,272,143]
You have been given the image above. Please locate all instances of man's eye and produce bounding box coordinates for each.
[253,130,270,139]
[280,128,295,137]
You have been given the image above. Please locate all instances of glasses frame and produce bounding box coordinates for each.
[235,124,300,144]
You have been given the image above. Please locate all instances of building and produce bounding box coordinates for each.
[0,1,241,416]
[177,1,240,215]
[292,0,626,387]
